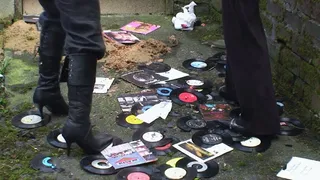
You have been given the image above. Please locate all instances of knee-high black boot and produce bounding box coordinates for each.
[33,19,68,117]
[62,54,112,155]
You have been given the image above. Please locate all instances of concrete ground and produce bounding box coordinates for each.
[2,15,320,180]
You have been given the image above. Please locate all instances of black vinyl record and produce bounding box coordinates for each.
[116,167,156,180]
[150,137,179,156]
[12,109,51,129]
[170,88,207,106]
[138,62,172,73]
[80,155,118,175]
[149,83,183,97]
[176,157,219,178]
[279,117,304,136]
[192,129,234,148]
[177,116,208,132]
[157,164,197,180]
[121,70,169,88]
[116,112,153,129]
[182,58,215,71]
[177,77,213,89]
[47,129,68,149]
[232,137,271,153]
[132,127,173,148]
[30,154,58,173]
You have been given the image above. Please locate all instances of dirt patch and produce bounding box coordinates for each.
[4,20,40,54]
[102,38,171,71]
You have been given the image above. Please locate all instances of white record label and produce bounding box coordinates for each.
[187,161,208,172]
[240,137,261,147]
[57,134,66,143]
[164,167,187,179]
[142,132,163,142]
[21,115,42,124]
[91,159,112,169]
[186,80,204,86]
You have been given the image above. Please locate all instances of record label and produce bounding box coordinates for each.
[186,120,207,129]
[127,172,150,180]
[190,61,207,68]
[91,160,112,169]
[187,161,208,173]
[57,134,66,143]
[201,134,223,145]
[155,143,172,151]
[240,137,261,147]
[166,158,184,167]
[141,105,152,112]
[164,167,187,179]
[179,92,198,103]
[186,80,204,86]
[21,115,42,124]
[142,132,163,142]
[125,115,144,125]
[277,102,284,107]
[157,87,172,96]
[42,157,55,168]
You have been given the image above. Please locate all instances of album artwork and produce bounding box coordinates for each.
[117,90,166,113]
[101,140,157,169]
[120,21,161,35]
[103,30,140,44]
[121,70,169,88]
[93,77,114,94]
[198,103,233,121]
[173,139,233,162]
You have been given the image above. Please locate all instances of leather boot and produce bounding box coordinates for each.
[62,54,112,155]
[33,20,68,117]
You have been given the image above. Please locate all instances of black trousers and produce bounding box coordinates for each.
[222,0,280,135]
[38,0,106,59]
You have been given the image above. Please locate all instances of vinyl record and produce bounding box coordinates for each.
[158,164,197,180]
[192,129,233,148]
[12,109,51,129]
[170,88,207,105]
[131,101,158,115]
[177,77,213,89]
[138,62,171,73]
[176,157,219,178]
[116,167,156,180]
[132,127,173,148]
[166,157,184,167]
[223,129,246,142]
[80,155,118,175]
[279,117,304,136]
[116,112,153,129]
[150,137,179,156]
[177,116,208,132]
[30,154,58,173]
[47,129,68,149]
[211,52,227,62]
[232,137,271,153]
[182,58,215,71]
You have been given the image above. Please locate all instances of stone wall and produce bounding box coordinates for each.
[0,0,15,25]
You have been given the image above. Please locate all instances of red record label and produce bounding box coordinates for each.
[178,92,198,103]
[127,172,150,180]
[155,143,172,151]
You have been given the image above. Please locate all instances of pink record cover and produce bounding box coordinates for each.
[120,21,161,35]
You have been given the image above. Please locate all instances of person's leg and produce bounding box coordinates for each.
[33,0,68,117]
[222,0,280,135]
[54,0,111,155]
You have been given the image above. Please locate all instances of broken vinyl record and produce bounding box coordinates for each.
[177,116,208,132]
[116,167,156,180]
[176,157,219,178]
[116,112,153,129]
[12,109,51,129]
[157,164,197,180]
[150,137,179,156]
[80,155,118,175]
[182,58,215,71]
[232,137,271,153]
[138,62,172,73]
[279,117,304,136]
[132,127,173,148]
[192,129,233,148]
[170,88,207,105]
[30,154,58,173]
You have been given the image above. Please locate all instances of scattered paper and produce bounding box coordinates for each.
[173,139,233,162]
[277,157,320,180]
[120,21,161,35]
[93,77,114,94]
[137,100,172,124]
[103,30,140,44]
[156,68,189,82]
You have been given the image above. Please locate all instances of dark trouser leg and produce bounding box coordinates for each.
[222,0,280,135]
[55,0,111,155]
[33,0,68,116]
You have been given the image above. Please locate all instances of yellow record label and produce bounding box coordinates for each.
[166,157,184,167]
[125,115,144,125]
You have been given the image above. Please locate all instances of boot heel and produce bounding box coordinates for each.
[66,141,72,156]
[35,103,44,119]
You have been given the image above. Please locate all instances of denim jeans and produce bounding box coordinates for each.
[38,0,106,59]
